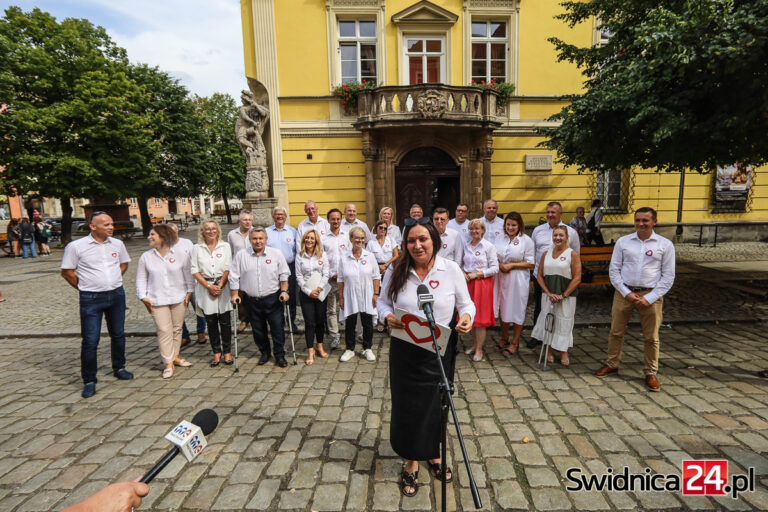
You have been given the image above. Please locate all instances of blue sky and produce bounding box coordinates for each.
[1,1,246,100]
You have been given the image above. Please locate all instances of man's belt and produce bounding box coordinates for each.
[204,276,221,283]
[625,285,652,292]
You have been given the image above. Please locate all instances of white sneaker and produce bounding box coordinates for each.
[362,349,376,362]
[340,349,355,362]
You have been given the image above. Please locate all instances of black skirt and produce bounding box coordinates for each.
[389,325,457,461]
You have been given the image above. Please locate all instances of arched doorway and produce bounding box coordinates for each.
[395,147,460,227]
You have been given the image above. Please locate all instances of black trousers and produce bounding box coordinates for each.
[299,293,327,348]
[287,261,297,325]
[244,291,285,358]
[345,312,373,350]
[205,312,232,354]
[586,230,605,246]
[532,279,543,339]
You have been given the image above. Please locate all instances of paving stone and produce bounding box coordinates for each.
[246,478,280,510]
[485,457,516,480]
[278,488,312,509]
[184,477,225,509]
[492,480,528,509]
[525,467,560,487]
[530,488,572,510]
[373,482,401,511]
[288,460,320,488]
[345,474,368,511]
[211,483,253,510]
[322,461,351,483]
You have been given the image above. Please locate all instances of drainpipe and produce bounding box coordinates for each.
[676,169,685,236]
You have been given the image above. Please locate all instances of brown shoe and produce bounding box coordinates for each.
[180,338,191,348]
[645,374,660,392]
[595,365,618,378]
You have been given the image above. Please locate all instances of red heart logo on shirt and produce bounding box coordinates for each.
[265,259,272,264]
[287,238,292,243]
[385,244,390,249]
[111,252,117,258]
[318,260,323,265]
[560,256,566,261]
[429,280,439,289]
[402,314,442,344]
[321,230,326,235]
[361,260,367,265]
[216,253,222,258]
[442,244,447,249]
[475,251,480,256]
[646,250,653,256]
[169,257,176,263]
[513,240,519,246]
[340,244,346,250]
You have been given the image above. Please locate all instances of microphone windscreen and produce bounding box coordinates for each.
[416,284,429,295]
[191,409,219,435]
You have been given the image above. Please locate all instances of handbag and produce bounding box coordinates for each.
[581,266,595,283]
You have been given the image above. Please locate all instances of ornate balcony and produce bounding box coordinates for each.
[353,84,503,129]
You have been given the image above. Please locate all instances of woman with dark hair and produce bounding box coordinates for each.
[6,219,20,257]
[19,218,37,259]
[34,217,52,255]
[136,224,194,378]
[585,199,604,246]
[378,218,475,498]
[368,219,399,332]
[494,212,535,355]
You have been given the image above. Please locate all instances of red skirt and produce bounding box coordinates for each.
[468,276,495,327]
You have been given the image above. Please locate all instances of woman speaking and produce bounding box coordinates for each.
[378,218,475,498]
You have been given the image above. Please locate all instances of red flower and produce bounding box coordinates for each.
[485,84,491,89]
[481,80,485,84]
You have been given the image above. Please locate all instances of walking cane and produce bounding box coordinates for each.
[537,311,555,371]
[232,303,240,373]
[284,301,298,366]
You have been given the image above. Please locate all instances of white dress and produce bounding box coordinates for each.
[494,234,535,325]
[531,248,577,352]
[337,249,381,320]
[190,241,233,315]
[367,236,396,264]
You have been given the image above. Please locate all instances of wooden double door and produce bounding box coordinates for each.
[394,169,460,227]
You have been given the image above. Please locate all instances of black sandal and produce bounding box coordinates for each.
[400,469,418,497]
[427,461,453,483]
[757,370,768,378]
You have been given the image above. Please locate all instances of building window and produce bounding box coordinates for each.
[129,198,137,206]
[471,21,507,83]
[405,36,445,84]
[154,198,161,207]
[596,168,627,212]
[339,20,377,84]
[182,198,187,206]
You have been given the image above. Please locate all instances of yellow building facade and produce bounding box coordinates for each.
[241,0,766,239]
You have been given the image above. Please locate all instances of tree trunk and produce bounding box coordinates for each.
[60,196,73,245]
[223,194,232,225]
[138,196,152,236]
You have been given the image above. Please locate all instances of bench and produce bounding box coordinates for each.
[0,233,10,256]
[169,219,188,231]
[150,217,165,225]
[579,244,614,287]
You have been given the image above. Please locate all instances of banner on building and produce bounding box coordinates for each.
[713,163,752,211]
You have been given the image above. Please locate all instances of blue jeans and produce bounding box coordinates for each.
[79,287,127,384]
[22,242,37,258]
[181,293,206,338]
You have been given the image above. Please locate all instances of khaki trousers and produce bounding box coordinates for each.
[606,290,663,375]
[152,302,186,364]
[326,279,339,337]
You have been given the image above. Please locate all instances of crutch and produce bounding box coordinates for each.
[284,301,298,366]
[537,310,555,371]
[232,303,240,373]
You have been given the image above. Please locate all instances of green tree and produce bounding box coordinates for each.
[541,0,768,173]
[128,64,208,234]
[0,7,157,243]
[192,93,246,225]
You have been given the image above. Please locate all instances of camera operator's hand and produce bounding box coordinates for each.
[61,480,149,512]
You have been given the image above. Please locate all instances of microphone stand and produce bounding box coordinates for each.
[427,320,482,511]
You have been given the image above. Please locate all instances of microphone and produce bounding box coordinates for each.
[416,284,436,330]
[140,409,218,484]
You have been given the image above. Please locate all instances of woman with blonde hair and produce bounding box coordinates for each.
[136,224,194,378]
[378,206,402,246]
[191,220,233,367]
[462,218,498,361]
[296,229,330,364]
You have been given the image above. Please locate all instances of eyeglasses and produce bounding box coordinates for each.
[377,226,387,230]
[404,217,430,227]
[89,211,107,222]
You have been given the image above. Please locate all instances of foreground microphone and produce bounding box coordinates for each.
[416,284,436,330]
[140,409,218,483]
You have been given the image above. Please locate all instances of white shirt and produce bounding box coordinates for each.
[136,247,194,306]
[387,224,402,246]
[342,218,373,242]
[61,234,130,292]
[448,218,470,244]
[322,228,349,277]
[378,256,476,326]
[174,237,194,259]
[437,228,463,266]
[463,238,499,278]
[229,246,290,298]
[610,231,676,305]
[191,241,233,315]
[337,249,380,317]
[482,216,505,245]
[297,217,330,240]
[532,222,581,276]
[227,227,252,255]
[295,252,330,296]
[495,234,535,267]
[367,237,397,265]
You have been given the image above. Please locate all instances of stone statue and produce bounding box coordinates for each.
[236,90,270,198]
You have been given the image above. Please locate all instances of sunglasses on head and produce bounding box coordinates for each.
[403,217,430,227]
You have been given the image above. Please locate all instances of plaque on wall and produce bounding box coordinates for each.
[525,154,553,172]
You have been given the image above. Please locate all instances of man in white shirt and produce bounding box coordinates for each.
[266,206,299,331]
[596,207,675,392]
[528,201,581,349]
[297,200,330,240]
[482,199,505,245]
[447,203,470,244]
[342,203,372,242]
[169,223,206,347]
[230,227,291,367]
[61,212,133,398]
[227,210,253,332]
[322,208,348,349]
[409,204,423,220]
[432,208,463,265]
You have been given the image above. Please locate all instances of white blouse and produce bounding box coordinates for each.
[296,252,330,297]
[191,241,233,315]
[462,238,499,278]
[367,236,397,264]
[495,234,535,267]
[337,249,381,318]
[378,256,476,326]
[136,247,194,306]
[386,224,402,246]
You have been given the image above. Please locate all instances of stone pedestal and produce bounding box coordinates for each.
[242,197,277,228]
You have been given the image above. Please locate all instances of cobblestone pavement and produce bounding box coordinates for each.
[1,234,768,511]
